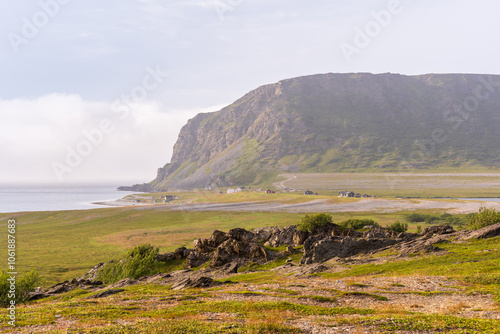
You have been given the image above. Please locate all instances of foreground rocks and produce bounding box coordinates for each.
[30,222,500,300]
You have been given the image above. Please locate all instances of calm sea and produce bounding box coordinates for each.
[0,184,137,213]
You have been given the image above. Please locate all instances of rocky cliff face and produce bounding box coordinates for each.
[123,73,500,191]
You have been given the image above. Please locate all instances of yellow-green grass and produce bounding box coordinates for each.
[0,208,305,286]
[317,237,500,288]
[0,205,464,287]
[1,277,499,333]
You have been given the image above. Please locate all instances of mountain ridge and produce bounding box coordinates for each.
[121,72,500,191]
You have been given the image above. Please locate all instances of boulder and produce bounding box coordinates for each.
[228,228,255,243]
[89,289,125,299]
[78,263,104,281]
[208,230,230,247]
[211,236,270,268]
[108,278,137,288]
[301,236,400,264]
[267,225,297,247]
[293,230,309,245]
[421,225,455,236]
[252,226,280,242]
[462,223,500,240]
[171,277,216,290]
[193,238,214,253]
[224,262,239,274]
[186,251,210,268]
[46,282,74,294]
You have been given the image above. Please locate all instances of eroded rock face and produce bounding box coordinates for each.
[299,226,416,264]
[211,237,269,268]
[208,230,230,247]
[186,251,210,268]
[266,226,297,247]
[462,223,500,240]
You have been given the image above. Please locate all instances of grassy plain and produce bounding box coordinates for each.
[0,206,420,286]
[275,172,500,198]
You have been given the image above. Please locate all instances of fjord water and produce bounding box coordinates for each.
[0,184,136,213]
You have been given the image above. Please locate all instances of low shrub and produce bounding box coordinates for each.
[297,213,332,232]
[96,244,162,284]
[466,207,500,230]
[405,213,429,223]
[405,212,467,226]
[339,218,380,230]
[388,221,408,233]
[0,269,42,307]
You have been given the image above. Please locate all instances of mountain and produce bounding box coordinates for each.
[122,72,500,191]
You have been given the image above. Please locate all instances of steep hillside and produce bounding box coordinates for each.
[125,73,500,190]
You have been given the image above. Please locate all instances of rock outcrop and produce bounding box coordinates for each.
[31,222,500,301]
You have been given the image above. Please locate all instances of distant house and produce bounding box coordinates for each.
[266,189,276,194]
[164,195,175,202]
[339,191,355,198]
[304,190,314,195]
[228,188,242,194]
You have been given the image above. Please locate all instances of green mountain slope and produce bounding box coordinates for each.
[126,73,500,190]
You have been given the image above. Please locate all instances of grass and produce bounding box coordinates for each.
[316,237,500,281]
[0,205,419,286]
[0,231,498,333]
[328,314,500,333]
[277,172,500,198]
[0,208,303,286]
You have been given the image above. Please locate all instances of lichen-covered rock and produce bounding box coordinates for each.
[462,223,500,240]
[193,238,214,253]
[171,277,216,290]
[186,251,210,268]
[266,225,297,247]
[301,236,400,264]
[421,225,455,236]
[208,230,230,247]
[228,228,255,243]
[293,230,309,245]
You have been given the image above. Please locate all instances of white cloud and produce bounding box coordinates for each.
[0,94,224,184]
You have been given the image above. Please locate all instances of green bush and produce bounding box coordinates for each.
[405,212,466,226]
[388,221,408,233]
[0,270,42,307]
[466,207,500,230]
[405,213,429,223]
[339,218,380,230]
[96,244,162,284]
[297,213,332,232]
[405,213,440,224]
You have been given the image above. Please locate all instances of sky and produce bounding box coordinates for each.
[0,0,499,184]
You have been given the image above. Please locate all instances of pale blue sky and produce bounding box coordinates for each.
[0,0,499,183]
